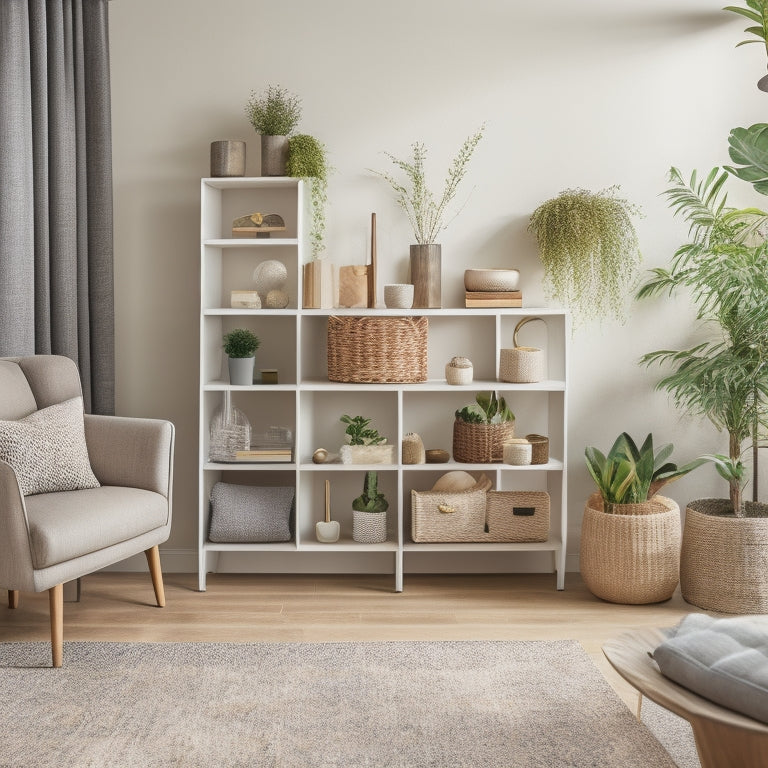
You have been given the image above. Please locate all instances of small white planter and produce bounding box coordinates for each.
[339,444,396,465]
[228,356,255,386]
[353,510,387,543]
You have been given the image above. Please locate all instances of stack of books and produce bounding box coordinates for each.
[234,447,293,463]
[465,290,523,308]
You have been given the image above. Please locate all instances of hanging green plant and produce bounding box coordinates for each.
[286,134,329,259]
[528,187,642,326]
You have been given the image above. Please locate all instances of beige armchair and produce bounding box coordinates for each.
[0,355,174,667]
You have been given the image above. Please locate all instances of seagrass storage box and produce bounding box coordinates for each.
[327,315,428,383]
[411,488,549,543]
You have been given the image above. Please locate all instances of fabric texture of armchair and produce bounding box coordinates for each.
[0,355,174,666]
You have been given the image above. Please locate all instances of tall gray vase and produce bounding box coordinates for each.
[261,135,289,176]
[410,244,441,308]
[228,356,255,386]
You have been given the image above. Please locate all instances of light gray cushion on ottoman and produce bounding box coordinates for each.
[653,613,768,724]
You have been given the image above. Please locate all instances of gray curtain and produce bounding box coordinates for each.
[0,0,114,415]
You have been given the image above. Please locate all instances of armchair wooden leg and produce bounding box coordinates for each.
[49,584,63,668]
[8,590,19,609]
[145,546,166,607]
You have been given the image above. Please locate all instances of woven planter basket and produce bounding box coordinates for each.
[327,315,428,383]
[680,501,768,614]
[352,510,388,543]
[499,317,546,383]
[452,420,515,463]
[579,493,681,605]
[525,434,549,465]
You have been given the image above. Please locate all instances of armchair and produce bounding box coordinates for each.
[0,355,174,666]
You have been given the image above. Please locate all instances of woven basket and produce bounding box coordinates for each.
[580,493,681,605]
[402,433,425,465]
[502,439,532,465]
[411,488,488,542]
[680,502,768,614]
[445,357,473,385]
[485,491,549,542]
[453,420,515,463]
[499,317,546,383]
[525,434,549,465]
[327,316,428,383]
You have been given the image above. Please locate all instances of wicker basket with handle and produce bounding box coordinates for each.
[327,315,428,383]
[499,316,546,383]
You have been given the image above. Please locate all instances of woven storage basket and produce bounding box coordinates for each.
[453,420,515,463]
[499,317,546,383]
[485,491,549,542]
[579,493,681,604]
[680,502,768,614]
[525,434,549,465]
[402,432,425,465]
[327,315,428,383]
[411,488,488,542]
[502,439,532,466]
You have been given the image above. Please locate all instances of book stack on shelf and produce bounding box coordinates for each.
[465,290,522,308]
[235,427,293,463]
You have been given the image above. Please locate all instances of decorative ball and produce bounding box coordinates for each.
[265,289,290,309]
[252,260,288,294]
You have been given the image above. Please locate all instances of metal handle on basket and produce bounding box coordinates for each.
[437,503,456,514]
[512,316,545,349]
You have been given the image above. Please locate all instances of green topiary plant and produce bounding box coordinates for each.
[286,134,329,259]
[528,187,642,326]
[371,126,485,245]
[245,85,302,136]
[352,471,389,513]
[222,328,260,358]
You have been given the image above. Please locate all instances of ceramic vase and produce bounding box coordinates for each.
[261,135,289,176]
[409,244,441,308]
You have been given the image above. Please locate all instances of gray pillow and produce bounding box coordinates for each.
[209,482,294,543]
[653,613,768,724]
[0,396,100,496]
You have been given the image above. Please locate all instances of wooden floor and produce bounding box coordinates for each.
[0,571,699,710]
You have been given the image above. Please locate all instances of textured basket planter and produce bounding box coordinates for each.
[352,510,387,543]
[680,500,768,614]
[452,420,515,463]
[580,493,681,605]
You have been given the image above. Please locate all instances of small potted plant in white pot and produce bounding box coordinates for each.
[245,84,302,176]
[223,328,260,386]
[352,471,389,543]
[339,414,395,465]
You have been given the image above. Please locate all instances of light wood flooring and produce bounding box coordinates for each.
[0,571,699,710]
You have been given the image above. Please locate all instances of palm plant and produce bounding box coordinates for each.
[637,168,768,514]
[724,1,768,90]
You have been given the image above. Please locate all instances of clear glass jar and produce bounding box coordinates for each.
[209,390,251,462]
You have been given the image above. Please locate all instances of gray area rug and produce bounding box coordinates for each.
[642,698,700,768]
[0,640,688,768]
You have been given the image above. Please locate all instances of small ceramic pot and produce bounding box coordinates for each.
[384,284,414,309]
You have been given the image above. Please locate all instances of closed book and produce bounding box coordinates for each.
[465,290,522,300]
[465,297,523,308]
[235,450,292,462]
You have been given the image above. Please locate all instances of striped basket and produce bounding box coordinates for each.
[327,316,428,383]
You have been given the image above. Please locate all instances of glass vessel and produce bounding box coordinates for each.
[209,390,251,462]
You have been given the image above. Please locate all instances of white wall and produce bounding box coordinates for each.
[109,0,768,572]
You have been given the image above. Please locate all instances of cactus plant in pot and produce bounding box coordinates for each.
[637,168,768,613]
[580,432,707,604]
[352,471,389,543]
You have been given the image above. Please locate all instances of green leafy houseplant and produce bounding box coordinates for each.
[222,328,260,358]
[371,126,485,245]
[585,432,707,512]
[726,123,768,196]
[352,471,389,514]
[455,391,514,425]
[245,85,302,136]
[528,187,642,326]
[286,134,329,258]
[340,414,386,446]
[724,1,768,89]
[637,168,768,515]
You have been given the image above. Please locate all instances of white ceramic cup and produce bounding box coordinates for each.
[384,284,414,309]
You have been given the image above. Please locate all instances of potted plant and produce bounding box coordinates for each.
[724,1,768,91]
[351,471,389,543]
[245,84,302,176]
[527,186,642,327]
[223,328,260,386]
[371,126,485,308]
[452,391,515,463]
[339,414,395,465]
[581,432,706,604]
[637,167,768,613]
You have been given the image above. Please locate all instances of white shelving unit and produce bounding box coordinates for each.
[199,177,569,592]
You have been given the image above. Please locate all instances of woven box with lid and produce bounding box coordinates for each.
[327,315,428,383]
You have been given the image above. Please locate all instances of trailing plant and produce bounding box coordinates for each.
[724,1,768,89]
[637,168,768,515]
[352,471,389,513]
[286,134,329,259]
[585,432,707,511]
[371,126,485,245]
[528,186,642,326]
[340,414,386,446]
[245,84,302,136]
[455,391,514,425]
[222,328,260,358]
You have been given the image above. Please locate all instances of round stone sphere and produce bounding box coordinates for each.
[265,289,290,309]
